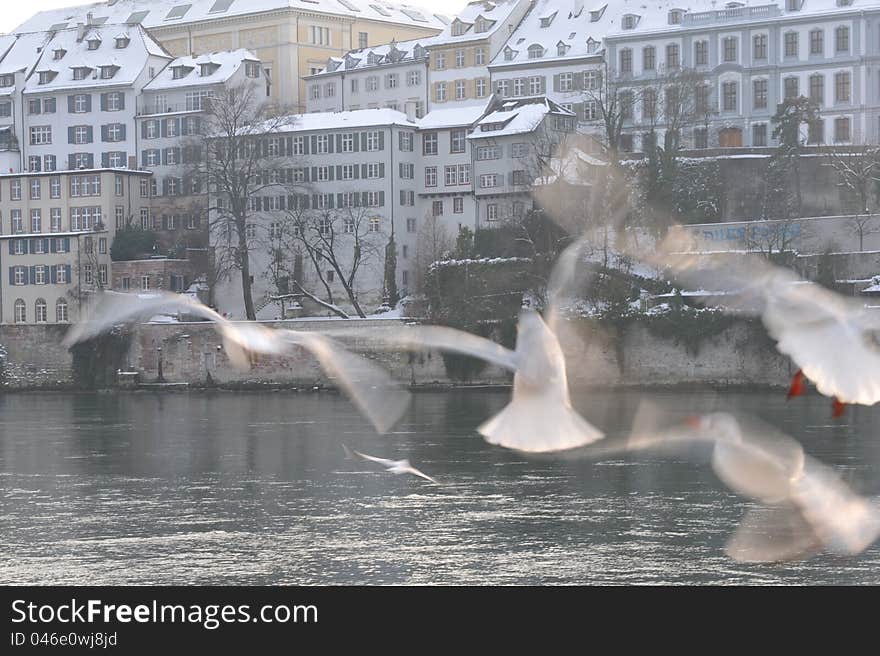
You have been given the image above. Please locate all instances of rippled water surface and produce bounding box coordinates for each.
[2,389,879,585]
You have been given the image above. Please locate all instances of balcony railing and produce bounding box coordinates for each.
[684,4,780,26]
[138,103,204,116]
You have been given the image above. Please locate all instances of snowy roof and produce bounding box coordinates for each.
[604,0,876,40]
[22,24,170,94]
[308,36,440,77]
[491,0,624,68]
[0,32,53,78]
[469,97,573,139]
[144,49,259,91]
[417,101,490,129]
[266,108,416,133]
[439,0,524,44]
[14,1,448,35]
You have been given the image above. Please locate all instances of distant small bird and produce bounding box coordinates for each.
[608,407,880,562]
[62,291,410,434]
[342,444,441,485]
[654,232,880,417]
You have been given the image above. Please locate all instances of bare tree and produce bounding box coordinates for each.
[286,203,385,318]
[826,146,880,251]
[191,81,294,319]
[414,210,453,294]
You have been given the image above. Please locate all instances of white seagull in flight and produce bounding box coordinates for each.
[62,291,411,434]
[654,231,880,417]
[326,240,605,453]
[602,406,880,562]
[342,444,441,485]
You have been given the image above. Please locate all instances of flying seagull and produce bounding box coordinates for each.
[325,240,605,454]
[342,444,441,485]
[652,230,880,416]
[62,291,411,434]
[597,406,880,562]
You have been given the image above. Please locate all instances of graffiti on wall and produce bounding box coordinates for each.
[690,222,802,246]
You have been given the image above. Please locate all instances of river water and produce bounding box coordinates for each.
[1,389,878,585]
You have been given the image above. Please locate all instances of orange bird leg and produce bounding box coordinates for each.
[787,369,806,400]
[832,397,847,419]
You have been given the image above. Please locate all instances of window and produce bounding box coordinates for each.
[512,170,527,186]
[620,91,634,120]
[30,209,41,233]
[73,67,90,81]
[835,72,851,102]
[810,30,824,56]
[34,264,46,284]
[366,131,380,151]
[753,79,768,109]
[399,163,414,179]
[455,49,465,67]
[407,70,421,86]
[450,129,467,154]
[475,78,488,98]
[809,119,825,144]
[435,52,445,70]
[432,201,443,216]
[423,133,438,155]
[366,163,381,179]
[28,156,42,173]
[11,209,22,232]
[835,26,849,53]
[358,32,368,49]
[30,179,41,200]
[752,123,767,146]
[643,46,655,71]
[185,91,211,111]
[385,74,398,89]
[620,49,632,74]
[486,204,498,221]
[694,127,708,149]
[56,299,68,323]
[560,73,573,92]
[435,82,446,102]
[406,218,417,233]
[784,32,799,58]
[445,166,457,186]
[754,34,767,60]
[369,217,381,232]
[11,179,21,201]
[477,145,500,160]
[513,79,524,96]
[455,81,466,100]
[316,134,329,153]
[496,80,509,97]
[366,76,378,92]
[453,197,464,214]
[666,43,680,69]
[115,206,124,230]
[527,77,540,96]
[810,74,825,105]
[310,26,330,45]
[140,208,151,230]
[0,101,11,117]
[425,166,437,187]
[73,94,90,113]
[475,48,486,65]
[34,298,47,323]
[480,174,498,188]
[528,45,544,60]
[784,77,799,99]
[834,117,851,142]
[723,38,736,63]
[30,126,52,145]
[44,155,57,172]
[84,265,93,286]
[722,81,737,111]
[73,126,91,144]
[14,299,25,322]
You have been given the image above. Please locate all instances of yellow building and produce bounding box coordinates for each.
[14,0,447,112]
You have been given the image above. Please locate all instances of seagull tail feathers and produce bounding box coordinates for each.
[477,397,604,453]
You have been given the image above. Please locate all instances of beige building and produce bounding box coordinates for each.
[15,0,448,113]
[0,168,151,324]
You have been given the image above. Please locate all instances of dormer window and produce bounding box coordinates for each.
[367,52,379,65]
[557,42,569,57]
[0,74,14,87]
[504,47,516,62]
[114,37,130,49]
[725,2,745,7]
[590,5,607,22]
[451,19,470,36]
[100,65,118,79]
[245,62,261,78]
[53,48,66,61]
[72,67,92,81]
[586,38,599,54]
[171,66,192,80]
[668,9,683,24]
[836,0,853,5]
[622,14,640,30]
[474,16,493,33]
[540,12,557,28]
[87,38,101,51]
[528,44,545,60]
[37,71,57,85]
[200,63,219,77]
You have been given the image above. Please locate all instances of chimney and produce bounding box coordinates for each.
[76,22,87,42]
[86,12,94,26]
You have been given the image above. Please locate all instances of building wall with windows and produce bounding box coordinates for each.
[210,108,421,319]
[469,97,575,229]
[603,1,876,152]
[0,168,151,324]
[111,257,196,294]
[15,1,446,114]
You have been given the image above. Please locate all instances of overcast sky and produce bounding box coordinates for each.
[0,0,471,34]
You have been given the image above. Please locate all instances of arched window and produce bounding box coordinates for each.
[35,298,47,323]
[14,299,25,323]
[56,298,68,323]
[528,44,544,59]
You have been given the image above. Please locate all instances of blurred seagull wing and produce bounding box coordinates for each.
[725,504,823,563]
[280,331,411,434]
[351,449,398,468]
